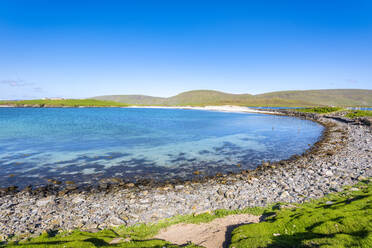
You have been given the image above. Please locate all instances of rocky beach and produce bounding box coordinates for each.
[0,110,371,240]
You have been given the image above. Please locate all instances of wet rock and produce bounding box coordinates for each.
[126,183,135,188]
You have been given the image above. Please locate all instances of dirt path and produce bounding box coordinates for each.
[154,214,260,248]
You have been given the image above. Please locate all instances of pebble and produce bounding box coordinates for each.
[325,170,334,177]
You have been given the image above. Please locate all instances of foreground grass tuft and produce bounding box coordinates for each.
[230,180,372,248]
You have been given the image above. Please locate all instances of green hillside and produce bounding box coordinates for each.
[257,89,372,107]
[92,89,372,107]
[167,90,253,106]
[92,95,167,105]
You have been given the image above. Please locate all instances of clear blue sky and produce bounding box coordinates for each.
[0,0,371,99]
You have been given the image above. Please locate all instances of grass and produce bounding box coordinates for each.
[230,179,372,248]
[0,99,129,107]
[345,110,372,118]
[0,207,265,247]
[289,106,372,119]
[295,107,343,114]
[2,229,200,248]
[1,181,371,247]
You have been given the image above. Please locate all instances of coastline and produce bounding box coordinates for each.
[0,104,281,115]
[0,110,371,238]
[127,105,281,115]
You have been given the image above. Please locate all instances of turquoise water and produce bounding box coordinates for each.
[0,108,323,188]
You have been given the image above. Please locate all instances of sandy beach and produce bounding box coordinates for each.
[127,105,281,114]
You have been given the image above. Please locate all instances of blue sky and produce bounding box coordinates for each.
[0,0,371,99]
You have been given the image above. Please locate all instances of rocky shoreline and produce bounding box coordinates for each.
[0,111,371,240]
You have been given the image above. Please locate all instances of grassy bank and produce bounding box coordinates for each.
[295,107,342,114]
[346,110,372,118]
[0,99,129,107]
[230,179,372,248]
[1,208,265,247]
[295,107,372,120]
[2,180,371,247]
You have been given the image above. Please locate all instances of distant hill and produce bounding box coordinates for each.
[92,89,372,107]
[256,89,372,107]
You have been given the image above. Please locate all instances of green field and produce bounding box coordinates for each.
[0,99,129,107]
[1,180,371,248]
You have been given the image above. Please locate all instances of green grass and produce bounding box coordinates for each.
[0,207,265,247]
[0,99,129,107]
[1,181,371,247]
[345,110,372,118]
[295,107,343,114]
[230,179,372,248]
[2,229,201,248]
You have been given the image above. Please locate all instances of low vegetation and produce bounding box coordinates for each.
[2,230,202,248]
[0,99,129,107]
[1,207,265,247]
[2,181,371,247]
[346,110,372,118]
[230,179,372,248]
[295,107,342,114]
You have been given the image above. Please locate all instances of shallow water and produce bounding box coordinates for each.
[0,108,323,188]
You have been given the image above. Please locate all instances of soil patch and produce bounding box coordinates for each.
[155,214,260,248]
